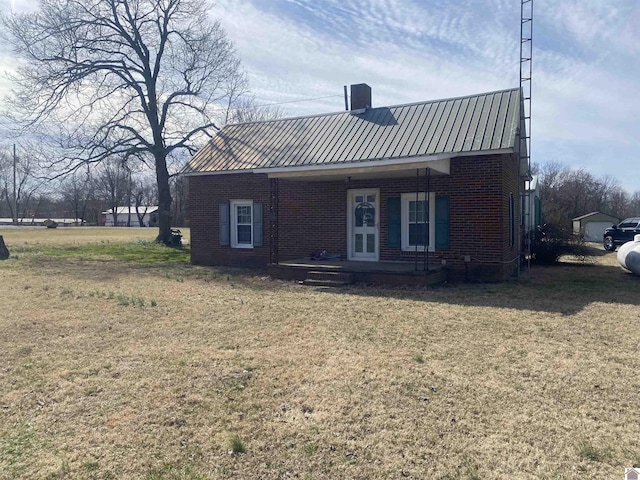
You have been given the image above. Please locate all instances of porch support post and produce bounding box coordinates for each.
[415,169,419,271]
[269,178,279,264]
[424,167,430,275]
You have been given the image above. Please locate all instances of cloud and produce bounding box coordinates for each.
[213,0,640,192]
[214,0,520,107]
[1,0,39,14]
[0,0,637,192]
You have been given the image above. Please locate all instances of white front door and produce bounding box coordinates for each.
[348,189,379,261]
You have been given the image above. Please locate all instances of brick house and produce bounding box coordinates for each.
[183,85,528,282]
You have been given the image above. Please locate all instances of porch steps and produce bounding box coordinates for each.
[302,271,354,287]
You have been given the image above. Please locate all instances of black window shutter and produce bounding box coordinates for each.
[387,197,401,248]
[435,196,450,250]
[253,202,263,247]
[219,203,230,246]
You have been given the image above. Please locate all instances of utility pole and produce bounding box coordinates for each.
[12,144,17,226]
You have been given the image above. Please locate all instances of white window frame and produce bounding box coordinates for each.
[230,199,253,248]
[401,192,435,252]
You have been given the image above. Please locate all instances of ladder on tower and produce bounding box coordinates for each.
[520,0,533,277]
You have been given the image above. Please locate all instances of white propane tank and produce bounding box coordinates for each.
[617,234,640,276]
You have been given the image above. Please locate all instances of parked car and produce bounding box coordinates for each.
[603,217,640,251]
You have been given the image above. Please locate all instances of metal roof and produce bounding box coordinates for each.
[101,206,159,215]
[572,211,620,222]
[183,88,521,175]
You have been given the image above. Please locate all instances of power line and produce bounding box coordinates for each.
[205,93,346,115]
[249,94,344,109]
[206,93,345,115]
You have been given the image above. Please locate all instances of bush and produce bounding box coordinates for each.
[531,223,591,264]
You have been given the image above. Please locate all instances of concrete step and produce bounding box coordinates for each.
[305,271,355,283]
[302,271,354,287]
[301,279,352,288]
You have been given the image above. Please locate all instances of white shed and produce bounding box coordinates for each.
[572,212,619,242]
[102,206,158,227]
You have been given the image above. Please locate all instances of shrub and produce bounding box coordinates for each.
[531,223,592,264]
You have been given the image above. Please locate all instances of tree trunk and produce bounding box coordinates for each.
[0,236,9,260]
[126,170,132,227]
[81,197,88,226]
[136,206,144,227]
[30,196,42,225]
[154,152,173,244]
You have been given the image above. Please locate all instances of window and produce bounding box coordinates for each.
[231,200,253,248]
[401,193,435,251]
[619,218,640,229]
[220,201,263,248]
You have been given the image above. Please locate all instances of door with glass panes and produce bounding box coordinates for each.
[348,190,379,261]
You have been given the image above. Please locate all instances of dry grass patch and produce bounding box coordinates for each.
[1,228,640,479]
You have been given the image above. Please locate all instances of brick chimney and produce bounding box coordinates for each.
[350,83,371,113]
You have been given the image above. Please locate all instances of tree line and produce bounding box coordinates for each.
[0,147,187,226]
[534,161,640,229]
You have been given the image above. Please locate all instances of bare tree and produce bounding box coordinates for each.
[629,191,640,218]
[591,174,619,213]
[227,96,284,124]
[536,160,639,228]
[95,160,128,226]
[60,170,92,224]
[4,0,247,243]
[608,188,630,220]
[132,175,157,226]
[0,146,45,223]
[0,150,12,219]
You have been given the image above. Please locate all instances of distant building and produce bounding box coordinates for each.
[101,206,158,227]
[572,211,619,242]
[0,217,83,226]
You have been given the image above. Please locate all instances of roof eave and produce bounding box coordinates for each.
[181,147,514,177]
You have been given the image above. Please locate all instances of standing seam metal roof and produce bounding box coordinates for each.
[182,88,521,175]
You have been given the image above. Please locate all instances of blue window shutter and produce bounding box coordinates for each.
[219,203,230,246]
[435,196,450,250]
[387,197,401,248]
[253,202,263,247]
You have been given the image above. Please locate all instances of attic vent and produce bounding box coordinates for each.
[350,83,371,113]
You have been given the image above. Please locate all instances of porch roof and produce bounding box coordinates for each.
[182,88,521,177]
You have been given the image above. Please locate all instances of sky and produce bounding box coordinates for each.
[0,0,638,193]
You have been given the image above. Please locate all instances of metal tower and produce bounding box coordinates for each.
[520,0,532,172]
[519,0,533,276]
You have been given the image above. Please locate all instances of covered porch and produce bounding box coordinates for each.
[268,257,448,287]
[264,155,452,281]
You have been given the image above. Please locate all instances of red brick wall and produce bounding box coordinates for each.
[189,173,271,266]
[187,153,523,281]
